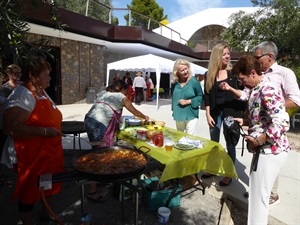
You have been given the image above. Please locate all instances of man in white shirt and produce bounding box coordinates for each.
[132,71,146,105]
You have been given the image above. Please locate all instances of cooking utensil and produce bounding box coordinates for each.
[127,118,142,126]
[73,146,148,182]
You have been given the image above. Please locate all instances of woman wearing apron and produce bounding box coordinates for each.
[84,79,149,201]
[3,58,65,225]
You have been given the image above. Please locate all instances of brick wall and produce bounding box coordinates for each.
[26,33,105,104]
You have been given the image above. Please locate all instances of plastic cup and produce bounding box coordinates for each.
[165,142,173,151]
[157,207,171,223]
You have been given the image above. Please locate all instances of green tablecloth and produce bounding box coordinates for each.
[117,126,238,183]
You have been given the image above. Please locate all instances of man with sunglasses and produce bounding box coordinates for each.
[219,41,300,206]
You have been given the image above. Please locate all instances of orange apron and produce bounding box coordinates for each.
[13,94,64,204]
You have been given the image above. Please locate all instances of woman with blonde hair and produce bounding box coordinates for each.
[202,43,246,186]
[171,58,203,135]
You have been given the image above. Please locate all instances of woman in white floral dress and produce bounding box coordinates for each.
[231,55,290,225]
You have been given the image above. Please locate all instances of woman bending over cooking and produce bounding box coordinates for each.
[3,58,65,225]
[84,79,149,201]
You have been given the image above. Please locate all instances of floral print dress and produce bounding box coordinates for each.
[247,76,291,154]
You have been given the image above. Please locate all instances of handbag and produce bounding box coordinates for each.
[96,102,122,147]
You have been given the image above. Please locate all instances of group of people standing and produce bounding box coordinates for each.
[171,41,299,225]
[114,71,154,105]
[0,40,299,225]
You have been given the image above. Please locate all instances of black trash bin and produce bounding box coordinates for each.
[86,87,97,103]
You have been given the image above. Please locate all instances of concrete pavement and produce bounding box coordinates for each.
[58,100,300,225]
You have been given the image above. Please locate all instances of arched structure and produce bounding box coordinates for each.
[189,25,225,51]
[153,7,259,46]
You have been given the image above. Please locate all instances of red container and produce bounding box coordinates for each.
[151,134,164,147]
[137,130,147,140]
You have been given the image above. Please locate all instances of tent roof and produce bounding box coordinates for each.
[107,54,174,73]
[106,54,207,110]
[107,54,207,75]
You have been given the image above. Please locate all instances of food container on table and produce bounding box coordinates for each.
[154,121,166,127]
[127,118,142,126]
[136,130,147,140]
[151,133,164,147]
[147,130,162,139]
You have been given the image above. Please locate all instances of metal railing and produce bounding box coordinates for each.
[190,40,224,51]
[84,0,189,45]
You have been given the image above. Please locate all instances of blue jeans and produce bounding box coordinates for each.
[84,116,106,143]
[209,110,238,164]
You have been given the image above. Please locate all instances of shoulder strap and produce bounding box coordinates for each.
[96,101,118,114]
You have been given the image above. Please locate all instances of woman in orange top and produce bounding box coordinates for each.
[3,58,65,225]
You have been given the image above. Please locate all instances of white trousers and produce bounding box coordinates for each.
[175,118,198,135]
[248,151,288,225]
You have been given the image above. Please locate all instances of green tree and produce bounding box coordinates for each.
[222,0,300,72]
[0,0,64,70]
[124,0,167,29]
[55,0,118,25]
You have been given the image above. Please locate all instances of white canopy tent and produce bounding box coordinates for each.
[106,54,207,110]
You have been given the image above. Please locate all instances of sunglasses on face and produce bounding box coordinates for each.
[254,54,268,60]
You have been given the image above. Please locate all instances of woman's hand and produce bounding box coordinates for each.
[245,135,262,148]
[206,113,215,128]
[178,99,191,106]
[234,118,244,126]
[245,136,259,148]
[219,82,231,91]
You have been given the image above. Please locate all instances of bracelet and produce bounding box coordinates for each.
[44,128,47,136]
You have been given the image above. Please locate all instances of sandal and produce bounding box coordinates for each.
[219,178,232,187]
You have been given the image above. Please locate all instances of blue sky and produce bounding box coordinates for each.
[112,0,254,24]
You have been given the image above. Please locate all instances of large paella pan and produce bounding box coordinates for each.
[73,145,148,181]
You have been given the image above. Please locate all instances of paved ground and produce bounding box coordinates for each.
[0,160,247,225]
[0,100,299,225]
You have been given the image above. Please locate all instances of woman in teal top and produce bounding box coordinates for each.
[171,58,203,135]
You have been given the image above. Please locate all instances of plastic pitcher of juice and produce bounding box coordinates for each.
[151,133,164,147]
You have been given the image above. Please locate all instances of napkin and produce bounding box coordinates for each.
[177,137,204,148]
